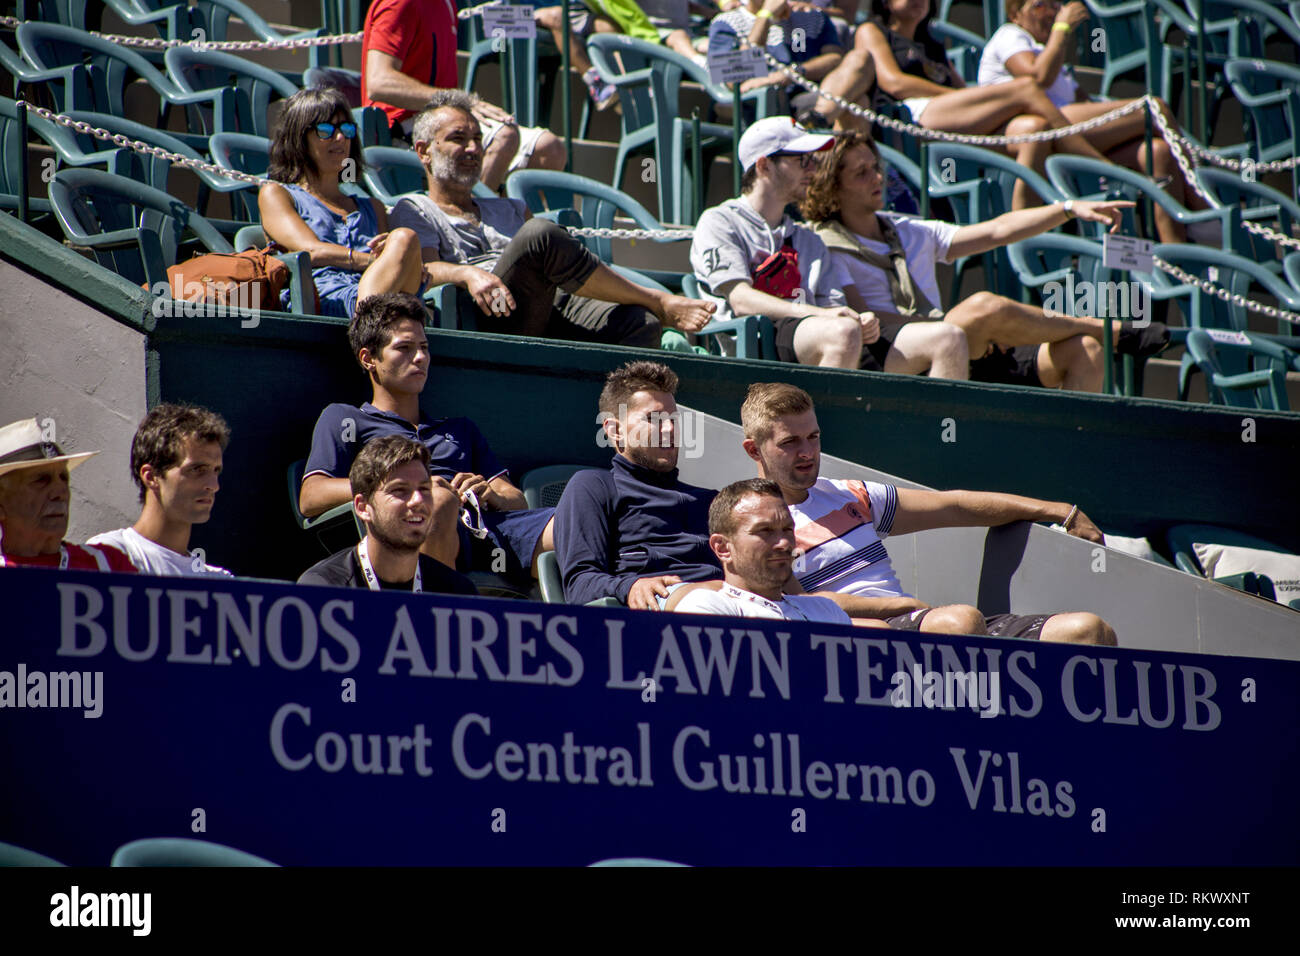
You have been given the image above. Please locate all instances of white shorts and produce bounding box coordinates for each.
[902,96,932,122]
[480,117,548,173]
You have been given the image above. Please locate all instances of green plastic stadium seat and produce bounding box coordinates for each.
[1046,154,1239,251]
[680,273,775,361]
[286,458,362,556]
[589,857,689,866]
[48,169,315,312]
[1184,328,1295,411]
[164,46,299,140]
[1151,244,1300,401]
[927,142,1063,307]
[110,837,278,866]
[586,33,775,224]
[15,22,227,151]
[1166,523,1300,607]
[505,168,689,291]
[0,840,66,866]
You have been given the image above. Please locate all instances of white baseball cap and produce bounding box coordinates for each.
[738,116,834,173]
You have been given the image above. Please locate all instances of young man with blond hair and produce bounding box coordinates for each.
[734,381,1117,643]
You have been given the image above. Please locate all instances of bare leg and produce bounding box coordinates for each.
[918,604,988,635]
[946,292,1148,358]
[791,314,863,367]
[1034,337,1105,392]
[480,122,520,192]
[664,29,701,62]
[920,77,1110,163]
[812,44,876,125]
[357,227,424,301]
[420,481,463,568]
[882,321,970,378]
[1040,611,1117,645]
[1004,114,1052,209]
[571,262,708,330]
[527,131,567,171]
[529,515,556,577]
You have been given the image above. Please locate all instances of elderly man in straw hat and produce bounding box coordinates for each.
[0,418,136,572]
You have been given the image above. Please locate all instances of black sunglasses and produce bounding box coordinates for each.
[771,151,819,169]
[315,121,358,140]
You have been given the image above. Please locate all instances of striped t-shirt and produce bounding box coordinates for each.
[790,478,906,597]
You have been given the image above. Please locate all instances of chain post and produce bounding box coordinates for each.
[561,0,572,172]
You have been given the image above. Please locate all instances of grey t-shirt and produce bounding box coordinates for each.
[690,197,850,323]
[388,194,528,270]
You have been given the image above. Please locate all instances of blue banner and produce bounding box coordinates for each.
[1,567,1296,865]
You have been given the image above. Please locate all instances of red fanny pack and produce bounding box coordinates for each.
[752,239,802,300]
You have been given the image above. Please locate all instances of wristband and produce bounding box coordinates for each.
[348,247,355,268]
[1063,505,1079,530]
[1062,199,1075,219]
[757,8,773,18]
[1052,21,1071,32]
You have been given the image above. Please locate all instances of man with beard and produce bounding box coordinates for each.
[690,116,963,373]
[388,90,714,348]
[732,382,1117,643]
[672,478,851,623]
[298,435,478,595]
[554,361,720,608]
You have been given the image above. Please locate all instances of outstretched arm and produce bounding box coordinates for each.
[947,199,1131,259]
[890,487,1102,542]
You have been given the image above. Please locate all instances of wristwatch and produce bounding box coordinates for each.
[1062,200,1076,219]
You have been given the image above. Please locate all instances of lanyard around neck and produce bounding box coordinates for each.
[356,537,421,593]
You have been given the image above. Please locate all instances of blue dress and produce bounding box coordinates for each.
[279,183,380,318]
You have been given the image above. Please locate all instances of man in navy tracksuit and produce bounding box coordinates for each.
[554,361,720,609]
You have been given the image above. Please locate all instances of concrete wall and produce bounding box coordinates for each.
[0,259,147,544]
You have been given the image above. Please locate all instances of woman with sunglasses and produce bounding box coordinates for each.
[979,0,1210,242]
[260,87,427,318]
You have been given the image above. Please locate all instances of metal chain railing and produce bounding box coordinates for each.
[16,101,689,240]
[1145,103,1300,252]
[0,3,503,50]
[1166,130,1300,173]
[19,100,270,186]
[756,48,1147,147]
[1154,255,1300,325]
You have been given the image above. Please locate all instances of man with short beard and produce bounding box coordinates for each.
[673,478,851,623]
[553,361,720,609]
[388,90,714,348]
[299,435,478,595]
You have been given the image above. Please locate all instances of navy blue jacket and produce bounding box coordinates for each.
[555,454,720,605]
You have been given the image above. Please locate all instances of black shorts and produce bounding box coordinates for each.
[885,608,1051,640]
[969,344,1042,388]
[772,315,893,370]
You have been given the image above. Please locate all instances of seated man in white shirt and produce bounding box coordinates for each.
[731,382,1117,643]
[88,404,232,576]
[673,477,853,624]
[801,130,1171,389]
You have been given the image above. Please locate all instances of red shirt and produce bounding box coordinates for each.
[0,542,138,573]
[362,0,461,128]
